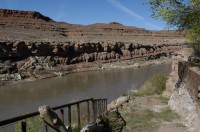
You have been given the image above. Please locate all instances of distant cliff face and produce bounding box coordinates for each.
[0,9,52,21]
[0,9,185,44]
[0,9,186,84]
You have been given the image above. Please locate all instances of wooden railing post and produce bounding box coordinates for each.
[21,121,26,132]
[77,103,81,132]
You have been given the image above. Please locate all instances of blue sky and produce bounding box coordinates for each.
[0,0,168,30]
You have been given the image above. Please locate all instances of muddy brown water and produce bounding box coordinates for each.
[0,64,171,120]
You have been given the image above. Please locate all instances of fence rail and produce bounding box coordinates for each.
[0,98,107,132]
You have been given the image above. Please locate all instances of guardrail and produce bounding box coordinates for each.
[0,98,107,132]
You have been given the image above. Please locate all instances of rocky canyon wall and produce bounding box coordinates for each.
[0,9,186,82]
[0,41,181,63]
[169,60,200,132]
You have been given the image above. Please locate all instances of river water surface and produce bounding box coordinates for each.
[0,64,171,120]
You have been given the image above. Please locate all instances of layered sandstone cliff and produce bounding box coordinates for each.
[0,9,185,43]
[0,9,186,83]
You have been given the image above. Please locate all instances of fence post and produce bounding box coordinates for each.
[104,99,107,111]
[106,99,108,110]
[101,100,104,113]
[77,103,81,132]
[87,101,90,123]
[21,121,26,132]
[98,100,102,115]
[68,106,71,126]
[92,100,96,121]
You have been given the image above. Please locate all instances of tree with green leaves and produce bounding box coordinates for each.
[147,0,200,55]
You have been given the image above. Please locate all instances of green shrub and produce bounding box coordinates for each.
[140,74,168,95]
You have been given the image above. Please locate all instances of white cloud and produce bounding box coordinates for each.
[107,0,144,20]
[145,22,163,30]
[107,0,163,30]
[54,1,70,21]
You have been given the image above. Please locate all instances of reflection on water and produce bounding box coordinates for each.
[0,64,171,120]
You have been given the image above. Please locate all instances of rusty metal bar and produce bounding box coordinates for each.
[95,100,98,116]
[102,100,105,112]
[98,100,101,115]
[21,121,26,132]
[101,100,103,114]
[0,98,108,131]
[60,109,64,122]
[77,103,81,132]
[106,99,108,110]
[0,98,94,127]
[67,106,71,126]
[95,100,97,118]
[92,100,96,121]
[87,101,90,123]
[103,100,106,111]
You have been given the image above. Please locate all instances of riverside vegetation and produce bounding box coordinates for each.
[120,74,187,132]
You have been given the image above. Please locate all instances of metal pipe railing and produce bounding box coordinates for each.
[0,98,107,132]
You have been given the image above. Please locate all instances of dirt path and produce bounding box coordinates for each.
[119,94,188,132]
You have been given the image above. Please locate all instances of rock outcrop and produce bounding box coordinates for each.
[165,48,200,132]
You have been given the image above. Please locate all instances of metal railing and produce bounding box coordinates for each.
[0,98,107,132]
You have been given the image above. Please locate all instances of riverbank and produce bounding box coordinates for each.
[108,48,192,131]
[0,56,172,88]
[117,94,187,132]
[108,74,188,132]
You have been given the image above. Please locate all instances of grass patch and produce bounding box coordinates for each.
[126,108,157,132]
[124,107,178,132]
[140,74,168,95]
[131,74,168,98]
[156,107,178,122]
[132,92,145,97]
[156,96,169,104]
